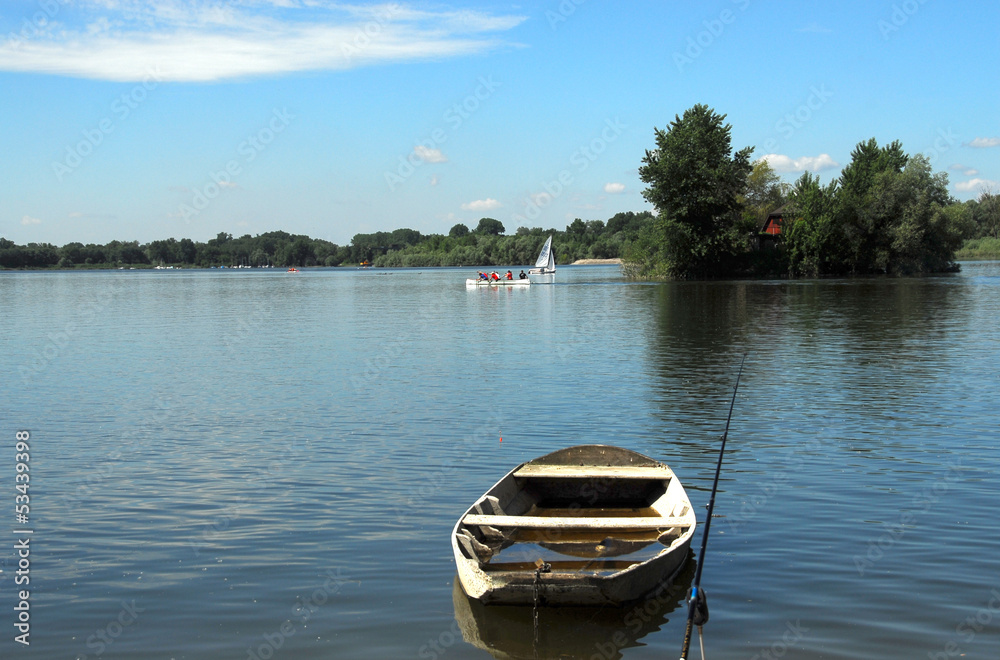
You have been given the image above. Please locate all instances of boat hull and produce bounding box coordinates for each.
[452,445,696,606]
[466,279,530,286]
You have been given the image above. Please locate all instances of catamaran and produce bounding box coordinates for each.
[528,235,556,275]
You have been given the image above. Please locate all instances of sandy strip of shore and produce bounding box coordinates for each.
[570,258,622,265]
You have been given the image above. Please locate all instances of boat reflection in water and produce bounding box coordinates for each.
[451,559,693,660]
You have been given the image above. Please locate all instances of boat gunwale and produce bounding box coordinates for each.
[451,444,697,604]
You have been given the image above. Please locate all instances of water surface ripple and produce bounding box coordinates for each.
[2,263,997,659]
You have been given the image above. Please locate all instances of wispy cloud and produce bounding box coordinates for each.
[413,145,447,163]
[0,2,527,82]
[603,182,625,193]
[461,198,500,211]
[21,215,43,225]
[955,178,999,192]
[762,153,839,173]
[967,137,1000,148]
[950,164,979,177]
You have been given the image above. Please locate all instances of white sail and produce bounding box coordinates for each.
[534,235,553,268]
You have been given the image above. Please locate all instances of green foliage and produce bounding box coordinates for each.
[785,143,969,276]
[956,236,1000,260]
[1,208,657,270]
[783,172,841,277]
[474,217,505,235]
[964,190,1000,239]
[625,106,970,279]
[630,104,753,278]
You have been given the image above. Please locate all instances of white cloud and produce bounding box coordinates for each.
[461,198,501,211]
[761,153,839,173]
[21,215,42,225]
[0,3,527,82]
[413,145,447,163]
[603,182,625,194]
[955,178,1000,192]
[429,174,439,186]
[967,137,1000,148]
[950,164,979,177]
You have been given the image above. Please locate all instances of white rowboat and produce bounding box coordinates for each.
[452,445,696,605]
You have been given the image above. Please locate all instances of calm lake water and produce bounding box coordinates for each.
[2,263,998,659]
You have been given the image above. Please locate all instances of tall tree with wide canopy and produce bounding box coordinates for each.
[628,104,753,278]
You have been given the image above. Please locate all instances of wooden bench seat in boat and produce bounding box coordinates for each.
[512,465,675,479]
[461,514,691,530]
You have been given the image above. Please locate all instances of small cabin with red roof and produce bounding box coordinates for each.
[761,204,791,236]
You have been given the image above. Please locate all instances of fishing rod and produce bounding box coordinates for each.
[680,353,747,660]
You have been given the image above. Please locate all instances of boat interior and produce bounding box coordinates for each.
[455,462,693,576]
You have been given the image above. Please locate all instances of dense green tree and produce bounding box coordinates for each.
[628,104,753,278]
[784,173,842,276]
[474,217,505,235]
[967,189,1000,239]
[567,218,587,236]
[449,223,470,238]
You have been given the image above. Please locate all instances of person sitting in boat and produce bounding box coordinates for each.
[505,270,513,280]
[478,271,489,281]
[519,270,527,279]
[490,271,500,281]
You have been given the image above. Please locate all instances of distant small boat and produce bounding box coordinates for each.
[452,445,696,605]
[286,267,299,273]
[528,235,555,275]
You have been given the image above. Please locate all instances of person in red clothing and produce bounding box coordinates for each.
[505,270,513,280]
[490,271,500,281]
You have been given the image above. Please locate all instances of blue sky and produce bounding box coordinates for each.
[2,0,998,246]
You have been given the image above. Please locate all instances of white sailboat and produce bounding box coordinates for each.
[528,235,556,274]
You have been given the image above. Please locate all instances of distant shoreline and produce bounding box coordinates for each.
[570,258,622,265]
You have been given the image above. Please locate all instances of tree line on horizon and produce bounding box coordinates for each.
[624,103,1000,279]
[5,105,999,275]
[0,212,653,270]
